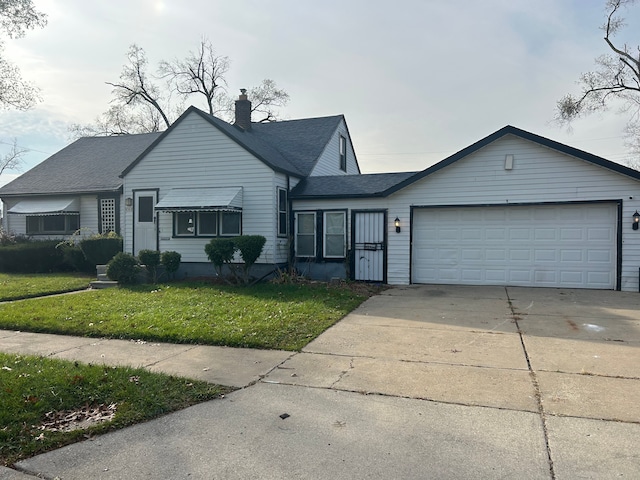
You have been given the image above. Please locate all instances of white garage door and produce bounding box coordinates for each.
[412,203,617,289]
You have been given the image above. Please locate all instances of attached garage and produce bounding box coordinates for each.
[411,202,620,289]
[291,125,640,291]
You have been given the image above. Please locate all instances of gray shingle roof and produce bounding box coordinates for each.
[1,107,352,198]
[0,132,162,197]
[123,107,346,178]
[291,172,419,199]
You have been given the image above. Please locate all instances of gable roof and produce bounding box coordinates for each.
[291,171,418,199]
[293,125,640,200]
[0,132,162,197]
[121,106,349,178]
[382,125,640,196]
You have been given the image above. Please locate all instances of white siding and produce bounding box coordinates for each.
[122,112,280,264]
[294,135,640,291]
[309,119,359,176]
[79,195,99,234]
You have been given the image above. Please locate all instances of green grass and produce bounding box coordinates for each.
[0,273,92,302]
[0,282,373,351]
[0,352,231,466]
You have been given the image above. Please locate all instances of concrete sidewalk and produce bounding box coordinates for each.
[0,329,293,388]
[2,285,640,479]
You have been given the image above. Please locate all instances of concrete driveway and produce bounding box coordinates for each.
[12,285,640,479]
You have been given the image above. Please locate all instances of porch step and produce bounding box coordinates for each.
[90,280,119,289]
[92,265,118,288]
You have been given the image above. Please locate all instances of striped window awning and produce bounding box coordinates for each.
[154,187,243,212]
[7,198,80,216]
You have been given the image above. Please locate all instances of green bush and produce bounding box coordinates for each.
[138,249,161,283]
[204,238,236,279]
[106,252,140,284]
[80,234,123,265]
[204,235,266,284]
[234,235,266,282]
[0,241,65,273]
[161,251,181,280]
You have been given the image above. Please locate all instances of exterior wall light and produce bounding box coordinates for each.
[394,217,401,233]
[125,197,133,207]
[633,211,640,230]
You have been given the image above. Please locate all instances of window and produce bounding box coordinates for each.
[198,212,217,235]
[174,212,196,236]
[295,212,316,257]
[339,135,347,172]
[220,212,241,236]
[277,188,288,237]
[173,211,241,237]
[100,197,117,234]
[26,215,79,235]
[323,211,346,258]
[138,196,154,223]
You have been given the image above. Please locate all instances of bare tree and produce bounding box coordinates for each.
[0,0,47,110]
[159,37,230,116]
[556,0,640,159]
[0,138,27,175]
[106,45,173,130]
[71,40,289,138]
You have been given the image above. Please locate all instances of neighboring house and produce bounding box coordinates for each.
[2,93,640,291]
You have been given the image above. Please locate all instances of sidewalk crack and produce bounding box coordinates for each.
[506,287,556,480]
[330,357,355,388]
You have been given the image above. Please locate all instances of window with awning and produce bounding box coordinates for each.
[154,187,243,238]
[8,198,81,235]
[7,198,80,215]
[154,187,243,212]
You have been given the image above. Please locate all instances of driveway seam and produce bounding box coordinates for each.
[506,287,556,480]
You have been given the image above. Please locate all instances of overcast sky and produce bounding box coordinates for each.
[1,0,639,187]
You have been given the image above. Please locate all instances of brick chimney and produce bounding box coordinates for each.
[234,88,252,131]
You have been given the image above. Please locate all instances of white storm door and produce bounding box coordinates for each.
[353,211,386,282]
[134,190,157,255]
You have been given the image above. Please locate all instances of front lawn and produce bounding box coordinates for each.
[0,282,376,351]
[0,273,92,302]
[0,352,231,466]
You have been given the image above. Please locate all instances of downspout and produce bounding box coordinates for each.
[287,175,293,273]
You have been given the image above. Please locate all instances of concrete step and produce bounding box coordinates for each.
[97,273,109,281]
[90,280,119,289]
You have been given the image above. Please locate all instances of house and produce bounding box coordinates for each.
[2,93,640,291]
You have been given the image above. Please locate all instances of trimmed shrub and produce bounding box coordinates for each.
[234,235,266,282]
[161,251,181,280]
[106,252,140,284]
[204,238,236,279]
[138,249,161,283]
[204,235,266,284]
[80,234,123,265]
[0,241,65,273]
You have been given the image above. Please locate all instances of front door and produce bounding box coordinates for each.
[133,190,157,255]
[352,211,386,282]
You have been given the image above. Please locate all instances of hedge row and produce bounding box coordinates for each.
[0,241,68,273]
[0,235,124,274]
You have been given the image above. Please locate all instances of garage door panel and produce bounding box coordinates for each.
[412,204,616,289]
[534,250,557,262]
[588,228,613,241]
[560,228,583,240]
[560,250,582,262]
[534,228,556,241]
